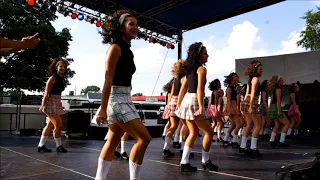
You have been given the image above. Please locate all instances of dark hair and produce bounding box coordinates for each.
[223,72,239,87]
[184,42,205,73]
[208,79,220,91]
[261,80,268,91]
[48,58,68,76]
[288,83,297,93]
[244,60,262,85]
[101,9,135,44]
[162,78,174,92]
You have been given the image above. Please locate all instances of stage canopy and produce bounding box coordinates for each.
[62,0,284,43]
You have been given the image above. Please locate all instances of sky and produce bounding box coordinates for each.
[42,0,319,97]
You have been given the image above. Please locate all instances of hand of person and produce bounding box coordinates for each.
[248,106,253,114]
[96,109,108,125]
[175,104,180,111]
[39,105,45,113]
[194,107,204,116]
[20,33,40,49]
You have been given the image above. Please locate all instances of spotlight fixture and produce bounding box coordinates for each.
[27,0,35,6]
[71,12,77,19]
[41,2,48,9]
[96,21,102,27]
[77,13,84,21]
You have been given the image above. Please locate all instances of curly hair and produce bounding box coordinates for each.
[223,72,239,87]
[48,58,68,76]
[172,59,186,79]
[288,83,297,93]
[101,9,135,44]
[208,79,220,91]
[162,78,174,92]
[185,42,205,73]
[244,60,262,84]
[268,75,281,91]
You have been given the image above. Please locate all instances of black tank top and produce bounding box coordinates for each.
[172,78,181,96]
[228,85,237,100]
[260,90,268,104]
[50,74,65,96]
[290,92,300,105]
[187,68,206,93]
[248,81,261,96]
[272,88,283,104]
[112,39,136,86]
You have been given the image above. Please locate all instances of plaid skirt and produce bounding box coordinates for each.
[259,104,267,116]
[162,96,178,119]
[268,104,287,120]
[224,100,240,115]
[175,93,208,120]
[288,105,301,117]
[93,86,140,125]
[44,95,65,115]
[207,105,220,118]
[240,95,259,114]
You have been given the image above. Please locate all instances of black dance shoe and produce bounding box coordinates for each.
[37,145,52,153]
[180,163,197,172]
[202,159,219,171]
[121,152,129,160]
[56,145,68,153]
[163,149,174,157]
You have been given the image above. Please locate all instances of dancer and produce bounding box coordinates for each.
[222,72,242,148]
[94,10,151,180]
[236,85,245,137]
[162,79,173,139]
[239,60,263,156]
[207,79,224,142]
[268,75,290,147]
[259,80,272,139]
[104,131,129,160]
[175,42,218,172]
[162,59,186,156]
[38,58,68,153]
[287,83,301,137]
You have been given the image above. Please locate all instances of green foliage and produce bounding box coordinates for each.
[0,0,75,92]
[132,92,143,96]
[297,7,320,50]
[81,85,101,94]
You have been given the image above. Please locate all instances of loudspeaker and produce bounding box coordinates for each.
[275,153,320,180]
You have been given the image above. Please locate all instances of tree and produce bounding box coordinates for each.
[297,7,320,50]
[81,85,101,94]
[0,0,75,92]
[132,92,143,96]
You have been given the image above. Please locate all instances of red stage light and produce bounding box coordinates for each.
[27,0,35,6]
[96,21,102,27]
[71,13,77,19]
[167,44,171,49]
[148,38,153,43]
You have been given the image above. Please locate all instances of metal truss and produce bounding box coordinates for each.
[61,0,182,43]
[140,0,192,17]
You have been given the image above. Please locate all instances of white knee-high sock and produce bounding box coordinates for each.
[280,133,286,143]
[294,129,299,135]
[38,135,48,147]
[95,158,112,180]
[180,141,185,150]
[129,159,141,180]
[240,136,248,148]
[223,132,230,141]
[201,149,209,163]
[232,134,238,143]
[162,127,167,136]
[179,136,183,143]
[250,137,258,150]
[180,146,192,164]
[287,128,292,136]
[163,136,172,150]
[217,129,221,139]
[54,137,62,147]
[270,132,276,142]
[120,141,126,154]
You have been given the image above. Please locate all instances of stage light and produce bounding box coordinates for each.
[85,16,91,22]
[90,18,95,24]
[167,44,171,49]
[96,21,102,27]
[71,13,77,19]
[77,13,84,21]
[170,44,175,49]
[41,2,48,9]
[27,0,35,6]
[162,42,166,47]
[148,38,153,43]
[49,5,57,12]
[152,38,157,44]
[64,10,71,17]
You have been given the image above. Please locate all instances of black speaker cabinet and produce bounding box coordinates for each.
[62,111,91,135]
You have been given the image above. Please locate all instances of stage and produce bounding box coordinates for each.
[1,133,319,180]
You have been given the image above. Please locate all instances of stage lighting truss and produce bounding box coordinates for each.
[26,0,180,49]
